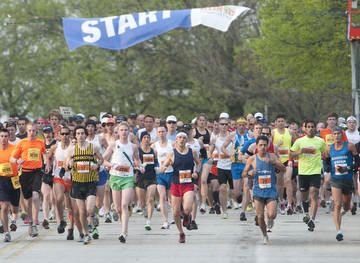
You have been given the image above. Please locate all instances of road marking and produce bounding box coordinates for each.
[0,232,28,256]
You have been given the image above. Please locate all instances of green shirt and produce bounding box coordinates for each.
[290,136,326,175]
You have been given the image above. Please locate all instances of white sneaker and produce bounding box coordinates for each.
[222,212,229,219]
[145,221,151,231]
[234,202,240,210]
[4,232,11,242]
[263,235,269,245]
[156,203,161,211]
[161,222,169,229]
[98,207,106,217]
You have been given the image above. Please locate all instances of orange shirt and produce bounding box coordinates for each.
[12,138,46,170]
[0,144,18,177]
[319,128,348,146]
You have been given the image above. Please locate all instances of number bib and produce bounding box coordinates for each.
[28,148,40,161]
[11,176,21,189]
[179,170,192,184]
[335,162,347,176]
[258,174,271,189]
[278,147,289,158]
[0,162,13,176]
[142,154,154,165]
[77,162,90,174]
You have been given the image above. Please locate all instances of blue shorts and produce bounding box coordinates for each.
[96,169,108,187]
[157,172,173,190]
[231,163,244,180]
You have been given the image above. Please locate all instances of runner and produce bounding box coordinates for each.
[137,115,158,143]
[0,128,20,242]
[65,126,104,245]
[166,115,177,141]
[16,117,29,139]
[324,126,359,241]
[290,120,326,232]
[242,135,285,244]
[6,122,21,145]
[160,131,201,243]
[10,123,46,237]
[102,121,143,243]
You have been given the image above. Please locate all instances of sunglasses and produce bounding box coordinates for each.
[106,123,114,126]
[167,121,176,124]
[219,123,228,126]
[60,132,70,135]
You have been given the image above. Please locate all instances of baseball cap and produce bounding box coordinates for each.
[36,118,46,124]
[338,117,346,124]
[106,118,115,124]
[76,113,85,119]
[101,117,109,124]
[347,116,357,122]
[128,112,137,119]
[254,112,263,119]
[116,115,127,123]
[74,115,84,123]
[219,112,229,119]
[166,115,177,123]
[43,125,53,133]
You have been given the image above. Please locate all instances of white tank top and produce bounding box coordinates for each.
[109,140,134,177]
[154,140,174,173]
[53,142,72,180]
[86,135,104,154]
[215,136,232,170]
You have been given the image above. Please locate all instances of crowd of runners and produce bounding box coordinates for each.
[0,110,359,244]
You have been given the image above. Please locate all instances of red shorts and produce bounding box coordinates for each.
[54,177,72,193]
[170,182,194,197]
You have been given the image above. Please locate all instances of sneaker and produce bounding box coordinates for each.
[145,221,151,231]
[227,200,233,209]
[78,233,85,243]
[234,202,240,210]
[57,220,67,234]
[112,211,119,221]
[48,208,55,220]
[279,203,286,215]
[267,218,274,232]
[254,215,259,226]
[209,207,215,214]
[182,214,190,227]
[160,222,169,229]
[119,233,126,243]
[93,215,99,227]
[0,225,4,233]
[92,228,99,239]
[143,208,148,218]
[67,229,74,240]
[170,219,175,224]
[88,224,94,233]
[4,232,11,242]
[9,221,17,232]
[105,213,112,223]
[295,205,303,213]
[351,205,357,215]
[24,216,30,224]
[199,204,206,214]
[214,203,221,215]
[20,212,27,220]
[246,203,253,212]
[307,219,315,232]
[263,235,269,245]
[336,233,344,241]
[320,199,326,208]
[179,233,185,243]
[84,234,92,245]
[303,214,310,224]
[42,219,50,229]
[132,206,138,214]
[188,220,198,230]
[240,212,247,221]
[222,212,229,219]
[156,203,161,212]
[286,205,293,215]
[98,207,106,217]
[31,225,39,237]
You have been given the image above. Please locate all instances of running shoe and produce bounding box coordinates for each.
[113,211,119,221]
[227,200,233,209]
[4,232,11,242]
[156,203,161,212]
[67,229,74,240]
[119,233,126,243]
[336,233,344,241]
[320,199,326,208]
[20,212,27,220]
[267,218,274,232]
[145,221,151,231]
[295,205,303,213]
[351,205,357,215]
[160,222,169,229]
[98,207,105,217]
[214,203,221,215]
[24,216,30,224]
[93,215,99,227]
[0,225,4,233]
[48,208,55,220]
[57,220,67,234]
[88,224,94,233]
[234,202,240,210]
[9,221,17,232]
[84,234,92,245]
[307,219,315,232]
[254,215,259,226]
[222,212,229,219]
[78,233,84,243]
[143,208,148,218]
[31,225,39,237]
[42,219,50,229]
[199,204,206,214]
[92,228,99,239]
[246,203,253,212]
[303,214,310,224]
[182,214,190,227]
[209,207,215,214]
[263,235,269,245]
[179,233,185,243]
[240,212,247,221]
[105,213,112,223]
[279,203,286,215]
[189,220,198,230]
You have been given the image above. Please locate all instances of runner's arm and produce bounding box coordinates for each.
[242,156,255,178]
[102,142,115,168]
[160,151,174,173]
[221,133,234,158]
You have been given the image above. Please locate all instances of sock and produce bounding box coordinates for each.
[213,191,220,204]
[302,201,309,213]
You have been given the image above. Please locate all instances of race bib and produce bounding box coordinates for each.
[77,161,90,174]
[28,148,40,161]
[142,154,154,165]
[258,174,271,189]
[179,169,192,184]
[0,162,13,176]
[11,176,21,189]
[278,147,289,158]
[303,147,316,156]
[335,163,348,175]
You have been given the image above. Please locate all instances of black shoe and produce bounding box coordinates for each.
[0,225,4,234]
[307,219,315,232]
[214,204,221,215]
[187,220,198,230]
[182,214,190,228]
[240,212,247,221]
[67,229,74,240]
[209,207,215,214]
[336,233,344,241]
[351,205,357,215]
[57,220,67,234]
[254,215,259,226]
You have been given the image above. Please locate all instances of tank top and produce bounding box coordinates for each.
[109,141,134,177]
[154,140,173,173]
[86,135,104,154]
[53,142,72,180]
[232,130,251,163]
[187,139,201,171]
[253,153,277,198]
[139,147,156,179]
[71,143,99,183]
[215,136,232,170]
[172,148,194,184]
[273,128,292,162]
[330,142,353,180]
[194,128,210,159]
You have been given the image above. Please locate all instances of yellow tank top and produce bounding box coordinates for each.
[71,143,99,183]
[273,128,292,162]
